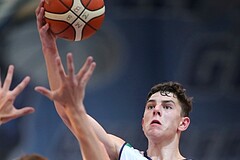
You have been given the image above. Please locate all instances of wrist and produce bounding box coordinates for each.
[42,46,59,58]
[67,105,86,116]
[42,44,57,53]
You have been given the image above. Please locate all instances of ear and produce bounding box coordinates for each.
[178,117,190,131]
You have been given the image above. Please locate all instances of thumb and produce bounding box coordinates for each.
[1,107,35,124]
[15,107,35,118]
[35,86,53,101]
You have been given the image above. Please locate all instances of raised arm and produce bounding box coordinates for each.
[35,0,60,91]
[36,0,73,128]
[0,65,34,125]
[35,53,111,160]
[35,1,124,159]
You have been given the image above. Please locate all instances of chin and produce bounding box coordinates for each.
[146,130,163,139]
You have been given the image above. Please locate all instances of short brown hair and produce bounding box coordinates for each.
[17,154,48,160]
[147,81,193,117]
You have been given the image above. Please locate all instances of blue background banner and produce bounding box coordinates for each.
[0,0,240,159]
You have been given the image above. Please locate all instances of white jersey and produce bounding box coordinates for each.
[118,143,192,160]
[119,143,150,160]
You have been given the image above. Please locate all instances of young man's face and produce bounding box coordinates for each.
[142,92,189,142]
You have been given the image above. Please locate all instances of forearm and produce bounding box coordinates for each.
[41,42,61,90]
[36,0,61,91]
[86,115,124,159]
[67,107,110,160]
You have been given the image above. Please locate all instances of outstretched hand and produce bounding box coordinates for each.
[35,53,96,118]
[36,54,111,160]
[0,65,35,125]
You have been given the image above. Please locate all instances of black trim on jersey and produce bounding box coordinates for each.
[144,151,152,160]
[118,142,127,160]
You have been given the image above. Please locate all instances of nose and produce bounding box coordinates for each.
[153,104,161,116]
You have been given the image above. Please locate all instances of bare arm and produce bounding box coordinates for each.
[35,54,110,159]
[35,0,60,91]
[86,115,125,159]
[35,1,124,158]
[35,0,72,127]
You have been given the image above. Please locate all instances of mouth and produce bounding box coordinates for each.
[150,120,161,125]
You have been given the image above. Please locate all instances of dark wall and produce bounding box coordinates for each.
[0,0,240,159]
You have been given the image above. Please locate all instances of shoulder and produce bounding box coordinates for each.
[108,134,125,159]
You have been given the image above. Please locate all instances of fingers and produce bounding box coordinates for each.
[1,107,35,124]
[17,107,35,117]
[34,86,53,101]
[35,0,44,16]
[77,56,94,80]
[11,76,30,98]
[56,56,67,83]
[67,53,75,82]
[82,61,96,87]
[66,54,95,87]
[35,54,96,102]
[2,65,14,92]
[36,0,49,32]
[55,54,96,87]
[36,7,44,28]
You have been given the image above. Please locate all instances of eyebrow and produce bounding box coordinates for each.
[146,99,176,104]
[146,99,156,103]
[162,100,176,104]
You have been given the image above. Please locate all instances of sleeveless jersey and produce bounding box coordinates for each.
[118,143,192,160]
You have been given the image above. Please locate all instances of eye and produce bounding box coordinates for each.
[147,105,155,110]
[163,105,173,110]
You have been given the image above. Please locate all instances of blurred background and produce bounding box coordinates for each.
[0,0,240,159]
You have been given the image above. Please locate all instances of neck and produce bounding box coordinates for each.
[146,134,184,160]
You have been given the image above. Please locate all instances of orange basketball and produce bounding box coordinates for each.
[44,0,105,41]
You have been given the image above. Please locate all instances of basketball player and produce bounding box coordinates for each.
[0,65,35,126]
[36,0,193,159]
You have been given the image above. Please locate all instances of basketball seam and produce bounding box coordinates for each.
[59,0,74,10]
[56,0,94,40]
[79,0,98,31]
[59,0,85,24]
[47,0,104,40]
[44,18,71,34]
[54,0,83,40]
[77,0,88,24]
[84,14,104,30]
[85,0,105,11]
